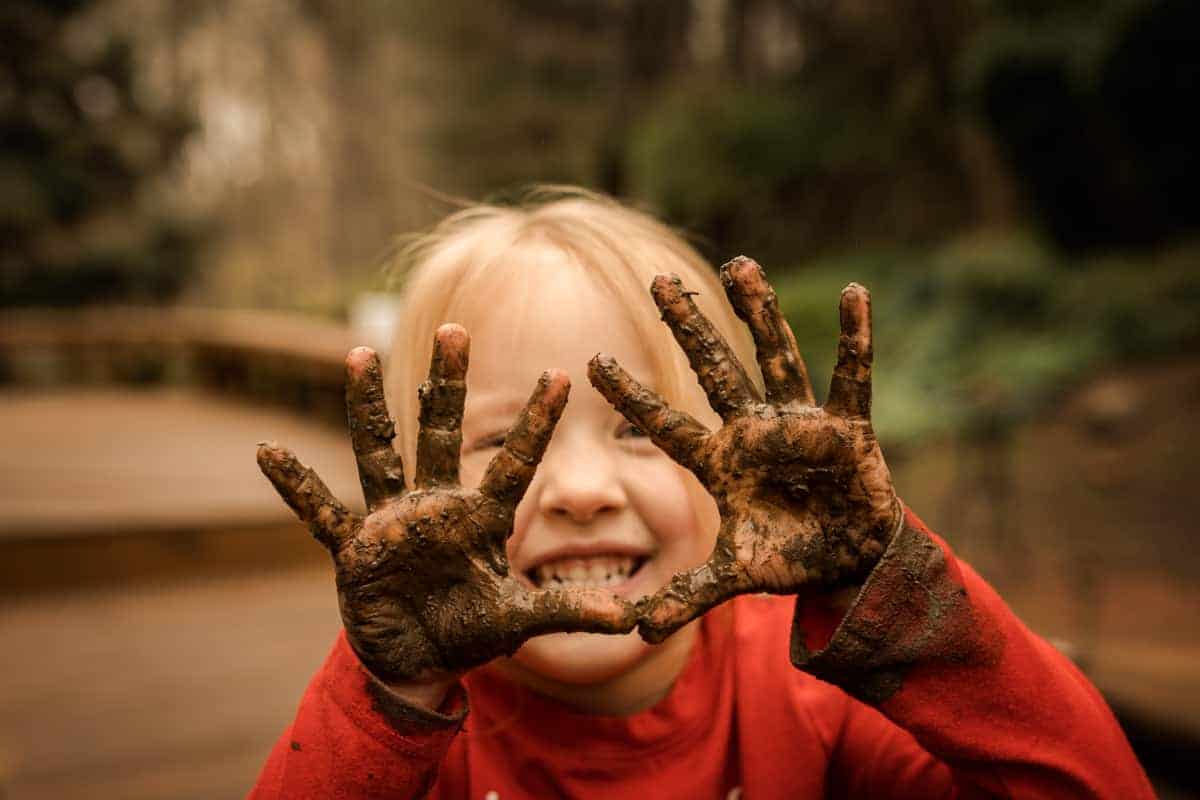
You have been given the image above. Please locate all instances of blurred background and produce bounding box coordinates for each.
[2,0,1199,797]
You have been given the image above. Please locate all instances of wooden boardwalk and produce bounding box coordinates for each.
[0,388,359,799]
[0,388,362,540]
[0,564,339,800]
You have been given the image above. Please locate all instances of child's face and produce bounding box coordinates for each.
[457,260,718,692]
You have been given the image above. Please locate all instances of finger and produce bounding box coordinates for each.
[636,559,747,644]
[257,442,360,552]
[825,283,873,418]
[478,369,569,510]
[345,347,406,511]
[588,353,710,476]
[651,273,760,422]
[720,256,815,406]
[514,587,638,638]
[416,324,469,489]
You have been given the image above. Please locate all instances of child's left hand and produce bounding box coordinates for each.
[589,257,901,643]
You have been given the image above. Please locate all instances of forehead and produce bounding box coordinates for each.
[454,252,657,404]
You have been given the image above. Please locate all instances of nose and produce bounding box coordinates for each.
[535,430,626,524]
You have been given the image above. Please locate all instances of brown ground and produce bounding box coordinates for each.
[0,566,338,800]
[0,389,359,799]
[892,358,1200,743]
[0,361,1198,798]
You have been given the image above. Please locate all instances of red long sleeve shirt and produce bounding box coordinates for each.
[250,508,1153,799]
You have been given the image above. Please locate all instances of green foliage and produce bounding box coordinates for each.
[964,0,1200,250]
[628,82,886,220]
[772,236,1200,446]
[399,0,622,196]
[960,0,1136,95]
[0,0,200,307]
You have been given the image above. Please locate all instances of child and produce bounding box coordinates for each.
[252,188,1152,798]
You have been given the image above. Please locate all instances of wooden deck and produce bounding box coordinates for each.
[0,388,362,540]
[0,564,339,800]
[0,388,359,798]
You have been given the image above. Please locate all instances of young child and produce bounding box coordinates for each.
[252,188,1152,799]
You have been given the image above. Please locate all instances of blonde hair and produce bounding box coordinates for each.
[385,186,761,474]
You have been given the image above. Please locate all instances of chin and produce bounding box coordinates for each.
[508,628,650,686]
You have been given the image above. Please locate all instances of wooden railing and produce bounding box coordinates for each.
[0,307,362,426]
[0,306,369,593]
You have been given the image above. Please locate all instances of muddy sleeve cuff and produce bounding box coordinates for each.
[789,505,1156,798]
[250,631,468,799]
[327,629,468,743]
[789,503,1003,705]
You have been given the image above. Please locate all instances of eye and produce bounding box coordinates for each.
[616,421,648,440]
[468,431,507,452]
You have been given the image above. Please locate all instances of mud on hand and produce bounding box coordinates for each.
[258,327,635,684]
[589,257,902,644]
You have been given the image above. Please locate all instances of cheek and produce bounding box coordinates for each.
[629,460,718,566]
[458,452,487,489]
[459,451,537,556]
[685,472,721,553]
[500,458,541,558]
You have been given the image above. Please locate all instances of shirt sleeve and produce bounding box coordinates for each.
[790,504,1155,799]
[248,629,466,800]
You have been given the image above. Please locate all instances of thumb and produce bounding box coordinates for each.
[637,560,740,644]
[512,586,638,639]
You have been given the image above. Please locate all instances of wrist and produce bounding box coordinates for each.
[795,582,862,633]
[859,494,905,577]
[343,630,460,711]
[824,583,863,617]
[379,675,458,711]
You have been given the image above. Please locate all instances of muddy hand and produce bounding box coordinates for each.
[258,326,635,683]
[589,258,901,644]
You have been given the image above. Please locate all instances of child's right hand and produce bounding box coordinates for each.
[257,326,635,689]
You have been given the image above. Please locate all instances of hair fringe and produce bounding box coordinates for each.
[381,183,719,290]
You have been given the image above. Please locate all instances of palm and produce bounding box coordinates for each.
[589,258,899,643]
[258,329,634,682]
[703,408,893,587]
[331,488,520,679]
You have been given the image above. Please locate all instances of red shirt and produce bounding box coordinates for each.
[250,509,1153,799]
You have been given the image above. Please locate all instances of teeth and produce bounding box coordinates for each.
[533,555,638,588]
[587,560,607,583]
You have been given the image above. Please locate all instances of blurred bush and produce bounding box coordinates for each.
[626,80,901,266]
[3,0,1198,357]
[773,235,1200,446]
[0,0,201,308]
[966,0,1200,251]
[623,0,1200,261]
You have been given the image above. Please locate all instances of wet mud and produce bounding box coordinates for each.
[259,328,634,683]
[791,513,1002,704]
[591,260,901,644]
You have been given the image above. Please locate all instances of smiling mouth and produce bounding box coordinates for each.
[527,555,648,589]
